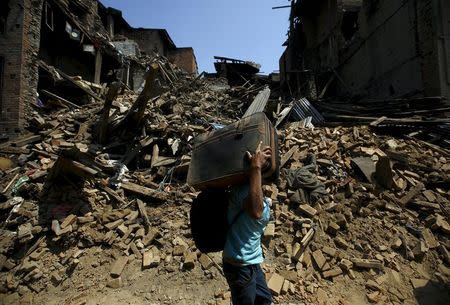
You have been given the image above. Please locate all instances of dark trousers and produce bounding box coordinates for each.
[223,262,273,305]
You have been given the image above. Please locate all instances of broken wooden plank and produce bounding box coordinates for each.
[0,146,30,154]
[97,82,121,144]
[280,145,298,168]
[115,63,159,132]
[121,181,166,201]
[136,199,150,229]
[398,183,425,206]
[2,173,19,194]
[370,116,388,127]
[10,135,42,147]
[41,90,81,109]
[97,183,127,207]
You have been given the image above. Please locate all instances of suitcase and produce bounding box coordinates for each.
[187,112,279,189]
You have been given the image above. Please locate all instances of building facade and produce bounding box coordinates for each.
[0,0,198,135]
[280,0,450,102]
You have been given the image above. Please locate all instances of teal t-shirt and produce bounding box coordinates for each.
[223,184,271,265]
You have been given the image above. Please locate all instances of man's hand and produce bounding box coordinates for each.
[244,141,271,219]
[246,141,272,171]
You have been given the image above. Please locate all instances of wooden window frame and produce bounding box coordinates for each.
[45,2,54,31]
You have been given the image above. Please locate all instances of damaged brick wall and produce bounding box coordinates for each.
[0,0,43,135]
[282,0,449,102]
[0,0,25,134]
[168,48,198,75]
[22,0,44,127]
[121,29,172,57]
[338,0,424,98]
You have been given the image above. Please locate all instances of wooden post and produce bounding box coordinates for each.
[126,63,130,87]
[94,50,103,84]
[98,82,121,144]
[119,63,159,130]
[107,14,114,38]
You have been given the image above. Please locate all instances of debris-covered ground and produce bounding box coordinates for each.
[0,58,449,305]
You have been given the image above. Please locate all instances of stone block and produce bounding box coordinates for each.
[110,256,128,277]
[267,273,284,296]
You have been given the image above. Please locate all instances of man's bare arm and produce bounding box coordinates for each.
[245,142,272,219]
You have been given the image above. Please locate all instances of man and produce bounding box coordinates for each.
[222,141,273,305]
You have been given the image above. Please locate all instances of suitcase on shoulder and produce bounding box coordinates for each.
[187,112,279,189]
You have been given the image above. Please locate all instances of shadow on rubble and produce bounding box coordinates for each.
[37,157,92,256]
[413,280,450,305]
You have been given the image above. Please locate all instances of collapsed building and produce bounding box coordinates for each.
[0,2,449,304]
[0,0,198,136]
[279,0,450,103]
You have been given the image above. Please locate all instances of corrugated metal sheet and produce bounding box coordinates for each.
[290,98,325,125]
[275,98,325,127]
[242,87,271,118]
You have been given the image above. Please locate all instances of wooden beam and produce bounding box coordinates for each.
[121,181,166,201]
[97,82,121,144]
[41,90,81,109]
[94,50,103,85]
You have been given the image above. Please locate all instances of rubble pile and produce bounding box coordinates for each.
[0,58,260,301]
[0,59,449,304]
[260,123,450,304]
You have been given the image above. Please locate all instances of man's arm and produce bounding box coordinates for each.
[245,142,272,219]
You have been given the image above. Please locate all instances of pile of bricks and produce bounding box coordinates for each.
[259,123,450,304]
[0,60,449,304]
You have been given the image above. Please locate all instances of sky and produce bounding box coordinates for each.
[99,0,290,73]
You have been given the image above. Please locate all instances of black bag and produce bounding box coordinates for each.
[190,189,241,253]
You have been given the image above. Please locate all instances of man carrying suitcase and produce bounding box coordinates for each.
[222,141,273,305]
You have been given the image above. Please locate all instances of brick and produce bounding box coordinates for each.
[105,219,124,230]
[334,237,348,249]
[173,244,187,256]
[311,250,327,270]
[324,202,338,212]
[281,280,290,295]
[298,204,317,217]
[438,245,450,264]
[334,214,347,228]
[264,223,275,238]
[398,183,424,206]
[267,273,284,296]
[198,254,213,270]
[351,258,383,270]
[338,259,353,271]
[60,214,77,229]
[322,246,336,257]
[110,256,128,277]
[366,291,382,303]
[183,251,196,270]
[129,242,142,259]
[142,228,159,246]
[391,238,402,249]
[348,269,356,279]
[422,190,436,202]
[322,267,342,278]
[142,251,160,269]
[432,215,450,234]
[50,272,63,286]
[107,277,123,289]
[0,254,6,270]
[366,279,382,291]
[116,224,128,236]
[327,221,340,235]
[78,216,94,224]
[410,278,429,289]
